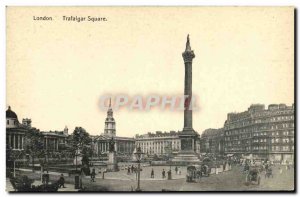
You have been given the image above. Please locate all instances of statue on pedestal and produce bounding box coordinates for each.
[107,137,118,171]
[109,137,115,152]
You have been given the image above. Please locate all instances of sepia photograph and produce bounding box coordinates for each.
[5,6,295,192]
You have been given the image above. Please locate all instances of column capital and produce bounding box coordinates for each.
[182,35,195,63]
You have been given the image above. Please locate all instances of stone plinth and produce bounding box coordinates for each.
[172,129,200,165]
[107,152,118,171]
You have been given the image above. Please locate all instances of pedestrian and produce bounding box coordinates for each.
[91,168,96,182]
[42,172,46,184]
[58,174,66,188]
[168,170,172,180]
[265,164,269,171]
[127,167,131,175]
[175,166,178,175]
[162,169,166,179]
[151,168,154,178]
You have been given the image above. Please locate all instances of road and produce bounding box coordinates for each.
[7,164,294,192]
[83,165,294,191]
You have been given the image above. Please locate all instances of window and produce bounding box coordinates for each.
[272,146,275,151]
[282,146,290,151]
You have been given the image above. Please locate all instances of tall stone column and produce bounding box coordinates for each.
[9,134,12,148]
[182,34,195,132]
[114,142,117,152]
[56,139,59,151]
[15,134,18,149]
[13,134,16,149]
[18,135,21,150]
[21,135,24,149]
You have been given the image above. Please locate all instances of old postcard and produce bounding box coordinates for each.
[6,6,294,192]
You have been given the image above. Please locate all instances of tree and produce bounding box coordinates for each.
[24,128,44,172]
[68,127,92,173]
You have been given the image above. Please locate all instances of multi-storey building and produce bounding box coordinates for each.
[224,104,294,162]
[135,131,201,156]
[91,135,135,156]
[6,106,27,151]
[200,128,224,155]
[41,127,68,152]
[6,106,68,153]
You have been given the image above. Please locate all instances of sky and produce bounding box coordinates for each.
[6,7,294,137]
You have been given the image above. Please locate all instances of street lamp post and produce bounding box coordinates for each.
[134,146,144,192]
[13,160,16,178]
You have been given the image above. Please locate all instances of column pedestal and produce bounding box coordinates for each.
[172,130,200,165]
[107,152,118,172]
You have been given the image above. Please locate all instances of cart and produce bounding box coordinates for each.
[245,168,261,185]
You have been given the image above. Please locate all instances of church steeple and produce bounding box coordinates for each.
[104,98,116,137]
[107,98,113,117]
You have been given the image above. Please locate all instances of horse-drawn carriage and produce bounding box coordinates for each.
[245,167,261,185]
[186,164,210,182]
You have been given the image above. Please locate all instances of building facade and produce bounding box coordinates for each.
[200,128,224,155]
[92,135,135,156]
[42,129,68,152]
[135,131,201,156]
[6,106,68,153]
[224,104,294,162]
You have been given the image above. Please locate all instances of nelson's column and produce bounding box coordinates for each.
[173,35,200,164]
